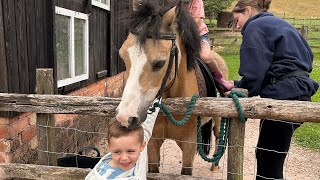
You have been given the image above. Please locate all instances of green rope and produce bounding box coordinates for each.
[227,91,247,123]
[154,94,200,126]
[156,91,247,166]
[197,116,230,165]
[197,91,247,166]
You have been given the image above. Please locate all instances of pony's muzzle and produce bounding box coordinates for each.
[128,116,140,130]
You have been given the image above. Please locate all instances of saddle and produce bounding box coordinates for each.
[195,58,218,98]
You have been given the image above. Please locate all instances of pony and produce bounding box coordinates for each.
[116,0,229,175]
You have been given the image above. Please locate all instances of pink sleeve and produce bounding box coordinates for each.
[188,0,205,19]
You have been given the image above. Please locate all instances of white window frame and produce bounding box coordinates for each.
[92,0,110,11]
[55,7,89,88]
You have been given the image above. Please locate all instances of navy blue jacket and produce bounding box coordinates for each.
[236,12,319,99]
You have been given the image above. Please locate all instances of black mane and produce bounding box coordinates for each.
[124,0,201,70]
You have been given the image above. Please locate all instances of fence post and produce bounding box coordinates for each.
[300,25,308,39]
[36,68,57,166]
[227,88,248,180]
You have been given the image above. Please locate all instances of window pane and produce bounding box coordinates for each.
[74,19,86,76]
[101,0,107,4]
[56,14,71,80]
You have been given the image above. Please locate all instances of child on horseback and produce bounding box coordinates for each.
[182,0,234,93]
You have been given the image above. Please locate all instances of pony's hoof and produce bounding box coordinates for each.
[181,168,192,175]
[148,165,160,173]
[210,164,220,172]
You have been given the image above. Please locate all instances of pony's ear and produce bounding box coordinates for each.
[175,1,182,17]
[161,6,177,31]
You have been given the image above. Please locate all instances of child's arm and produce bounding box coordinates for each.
[142,98,161,142]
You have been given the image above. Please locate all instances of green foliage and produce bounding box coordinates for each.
[203,0,234,18]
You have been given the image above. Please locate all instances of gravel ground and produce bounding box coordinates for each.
[97,118,320,180]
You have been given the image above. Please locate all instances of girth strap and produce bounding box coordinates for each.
[270,70,309,84]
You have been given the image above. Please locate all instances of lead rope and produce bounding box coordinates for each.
[197,91,247,166]
[154,91,247,165]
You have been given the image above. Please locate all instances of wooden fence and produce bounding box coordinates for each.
[0,69,320,180]
[209,25,320,49]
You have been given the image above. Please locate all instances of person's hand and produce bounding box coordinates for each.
[223,81,234,96]
[228,80,235,87]
[224,91,232,96]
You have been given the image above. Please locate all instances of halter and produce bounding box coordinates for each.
[130,29,179,100]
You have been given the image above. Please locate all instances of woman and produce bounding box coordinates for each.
[232,0,319,179]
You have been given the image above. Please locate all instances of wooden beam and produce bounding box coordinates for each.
[0,163,218,180]
[0,163,89,180]
[36,69,57,166]
[0,93,319,123]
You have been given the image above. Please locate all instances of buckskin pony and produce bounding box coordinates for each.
[116,0,229,175]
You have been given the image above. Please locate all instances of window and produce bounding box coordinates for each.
[55,7,89,88]
[92,0,110,11]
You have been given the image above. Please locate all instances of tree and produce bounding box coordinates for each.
[204,0,234,26]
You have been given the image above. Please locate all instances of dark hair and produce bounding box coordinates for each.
[107,118,144,144]
[232,0,271,13]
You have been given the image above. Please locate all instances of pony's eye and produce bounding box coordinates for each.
[152,60,166,71]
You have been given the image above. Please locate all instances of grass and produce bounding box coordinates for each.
[294,123,320,150]
[213,20,320,150]
[294,32,320,150]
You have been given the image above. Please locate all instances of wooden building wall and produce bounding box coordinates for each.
[54,0,113,93]
[110,0,129,75]
[0,0,54,94]
[0,0,130,116]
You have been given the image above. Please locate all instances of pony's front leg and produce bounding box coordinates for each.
[177,140,197,175]
[210,116,221,172]
[148,138,164,173]
[148,118,165,173]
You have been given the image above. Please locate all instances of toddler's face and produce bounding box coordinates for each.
[108,133,146,171]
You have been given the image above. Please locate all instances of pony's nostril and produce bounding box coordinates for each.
[128,116,137,125]
[128,117,139,129]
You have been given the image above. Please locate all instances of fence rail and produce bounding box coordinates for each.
[1,93,320,123]
[0,163,214,180]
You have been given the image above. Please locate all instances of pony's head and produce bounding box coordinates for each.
[116,0,201,129]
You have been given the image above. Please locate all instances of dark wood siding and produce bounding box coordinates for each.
[3,0,19,93]
[16,0,29,94]
[0,0,8,93]
[110,0,128,76]
[0,0,54,117]
[0,0,54,94]
[26,0,38,94]
[89,7,110,82]
[55,0,87,13]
